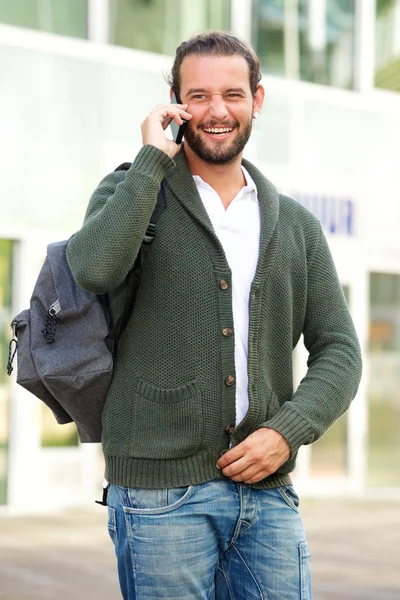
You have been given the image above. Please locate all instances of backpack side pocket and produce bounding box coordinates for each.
[11,310,72,424]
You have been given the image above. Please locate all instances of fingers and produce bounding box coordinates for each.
[150,103,192,124]
[149,102,189,114]
[216,445,244,470]
[237,468,270,484]
[220,456,274,484]
[220,454,278,479]
[141,103,191,158]
[220,456,249,478]
[217,443,265,478]
[216,429,291,484]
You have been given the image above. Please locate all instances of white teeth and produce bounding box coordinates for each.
[203,127,233,134]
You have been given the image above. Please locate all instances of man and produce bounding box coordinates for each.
[67,32,362,600]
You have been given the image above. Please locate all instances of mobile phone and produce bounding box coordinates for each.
[170,91,187,144]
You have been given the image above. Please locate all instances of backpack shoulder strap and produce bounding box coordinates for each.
[114,162,133,172]
[105,161,166,355]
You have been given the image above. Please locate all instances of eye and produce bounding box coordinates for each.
[192,94,207,100]
[226,93,242,98]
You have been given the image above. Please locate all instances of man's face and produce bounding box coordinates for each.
[178,54,263,165]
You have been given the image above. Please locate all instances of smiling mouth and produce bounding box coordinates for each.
[202,127,234,135]
[200,126,236,140]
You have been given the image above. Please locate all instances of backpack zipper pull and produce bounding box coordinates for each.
[42,300,61,344]
[7,321,18,376]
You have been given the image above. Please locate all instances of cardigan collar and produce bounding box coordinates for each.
[165,147,280,280]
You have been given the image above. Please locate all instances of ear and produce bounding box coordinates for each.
[253,84,265,116]
[169,88,174,100]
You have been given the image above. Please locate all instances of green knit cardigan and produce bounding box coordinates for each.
[66,145,362,489]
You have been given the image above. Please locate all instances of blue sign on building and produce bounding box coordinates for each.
[292,192,355,237]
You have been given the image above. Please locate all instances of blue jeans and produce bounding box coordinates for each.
[107,479,312,599]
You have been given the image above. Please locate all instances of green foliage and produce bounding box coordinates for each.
[41,427,79,447]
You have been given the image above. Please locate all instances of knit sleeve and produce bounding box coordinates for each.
[66,145,175,294]
[262,224,362,454]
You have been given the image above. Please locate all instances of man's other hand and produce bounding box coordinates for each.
[216,428,291,484]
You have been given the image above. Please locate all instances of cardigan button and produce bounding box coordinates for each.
[222,327,233,337]
[219,280,229,290]
[225,375,235,386]
[225,425,235,434]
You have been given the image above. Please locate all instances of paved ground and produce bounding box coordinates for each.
[0,498,399,599]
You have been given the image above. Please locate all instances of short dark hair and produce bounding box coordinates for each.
[168,31,262,96]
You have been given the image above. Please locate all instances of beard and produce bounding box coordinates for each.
[184,117,253,166]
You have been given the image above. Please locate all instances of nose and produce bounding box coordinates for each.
[208,94,229,121]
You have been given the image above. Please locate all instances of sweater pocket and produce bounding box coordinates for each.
[129,378,203,459]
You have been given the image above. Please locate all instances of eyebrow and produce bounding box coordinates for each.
[186,88,207,96]
[225,88,247,94]
[186,87,247,96]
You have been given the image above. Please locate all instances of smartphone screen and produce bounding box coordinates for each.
[170,91,187,144]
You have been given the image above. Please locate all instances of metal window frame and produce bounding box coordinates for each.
[88,0,109,44]
[231,0,253,41]
[354,0,377,92]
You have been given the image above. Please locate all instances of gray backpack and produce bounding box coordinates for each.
[7,164,165,443]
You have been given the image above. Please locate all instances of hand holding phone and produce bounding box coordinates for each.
[141,97,191,158]
[170,92,188,144]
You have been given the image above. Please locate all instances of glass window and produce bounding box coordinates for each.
[253,0,356,89]
[368,273,400,486]
[0,0,88,39]
[375,0,400,92]
[109,0,231,55]
[252,0,286,76]
[0,239,13,504]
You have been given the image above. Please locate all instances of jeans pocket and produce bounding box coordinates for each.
[299,541,312,600]
[123,485,195,515]
[107,506,118,545]
[276,485,300,512]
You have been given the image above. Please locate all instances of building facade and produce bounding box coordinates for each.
[0,0,399,509]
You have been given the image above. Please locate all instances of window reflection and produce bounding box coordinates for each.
[368,273,400,486]
[110,0,231,55]
[375,0,400,92]
[253,0,355,89]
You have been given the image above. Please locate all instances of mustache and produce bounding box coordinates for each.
[196,121,239,129]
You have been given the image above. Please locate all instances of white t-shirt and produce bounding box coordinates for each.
[193,167,260,425]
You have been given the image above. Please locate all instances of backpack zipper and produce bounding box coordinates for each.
[42,299,61,344]
[49,299,61,314]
